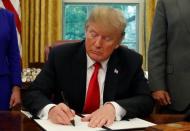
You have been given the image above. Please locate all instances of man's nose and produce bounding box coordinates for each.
[94,36,103,47]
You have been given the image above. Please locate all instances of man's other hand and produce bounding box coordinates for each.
[82,103,116,128]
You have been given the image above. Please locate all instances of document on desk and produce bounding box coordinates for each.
[34,116,156,131]
[107,118,156,130]
[35,115,103,131]
[21,110,155,130]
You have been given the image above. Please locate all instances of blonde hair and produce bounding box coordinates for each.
[86,6,127,36]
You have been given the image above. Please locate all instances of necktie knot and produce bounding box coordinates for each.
[94,62,100,70]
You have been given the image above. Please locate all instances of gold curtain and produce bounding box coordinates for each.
[20,0,62,67]
[145,0,157,69]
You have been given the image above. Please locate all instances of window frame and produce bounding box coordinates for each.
[62,0,145,55]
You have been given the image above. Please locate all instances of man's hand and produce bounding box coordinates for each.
[152,90,171,106]
[82,103,116,128]
[48,103,75,125]
[9,86,21,108]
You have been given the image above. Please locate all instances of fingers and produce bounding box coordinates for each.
[105,119,113,126]
[158,93,168,106]
[82,114,106,127]
[9,87,21,108]
[9,95,20,108]
[60,104,75,120]
[9,97,14,108]
[81,114,91,121]
[58,108,71,124]
[82,104,115,128]
[160,97,168,105]
[152,90,171,106]
[11,100,17,107]
[89,117,110,128]
[71,109,75,115]
[55,114,68,124]
[48,103,75,125]
[97,119,107,127]
[165,92,171,104]
[87,115,114,128]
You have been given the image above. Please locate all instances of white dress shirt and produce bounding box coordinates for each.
[38,54,126,120]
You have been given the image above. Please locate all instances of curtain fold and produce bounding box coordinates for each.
[145,0,157,69]
[21,0,62,67]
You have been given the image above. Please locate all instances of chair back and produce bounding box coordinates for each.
[45,40,81,61]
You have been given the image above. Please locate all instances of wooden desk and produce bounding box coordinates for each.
[0,111,42,131]
[145,114,189,131]
[145,114,186,124]
[0,111,187,131]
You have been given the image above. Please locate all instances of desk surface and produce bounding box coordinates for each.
[0,111,186,131]
[0,111,42,131]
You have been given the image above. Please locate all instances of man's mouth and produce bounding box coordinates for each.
[91,51,101,55]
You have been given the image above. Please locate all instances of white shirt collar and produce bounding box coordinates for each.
[86,54,109,70]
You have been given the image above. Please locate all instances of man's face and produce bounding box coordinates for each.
[85,23,123,62]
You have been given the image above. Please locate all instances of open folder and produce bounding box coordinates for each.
[21,110,156,131]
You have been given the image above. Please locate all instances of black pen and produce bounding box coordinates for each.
[61,91,75,126]
[70,119,75,126]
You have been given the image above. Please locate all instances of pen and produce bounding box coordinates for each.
[61,91,75,126]
[70,119,75,126]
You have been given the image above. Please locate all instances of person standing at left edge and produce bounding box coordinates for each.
[0,7,22,110]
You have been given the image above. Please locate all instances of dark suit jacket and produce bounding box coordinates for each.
[23,40,153,119]
[148,0,190,111]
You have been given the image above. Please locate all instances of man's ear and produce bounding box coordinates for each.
[115,35,124,49]
[115,44,120,49]
[121,34,125,41]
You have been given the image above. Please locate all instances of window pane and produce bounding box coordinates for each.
[63,4,138,51]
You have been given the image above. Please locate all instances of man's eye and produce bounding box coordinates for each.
[90,32,98,37]
[104,37,112,41]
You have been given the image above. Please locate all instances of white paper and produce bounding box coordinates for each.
[107,117,156,130]
[35,115,104,131]
[21,110,156,131]
[21,110,33,118]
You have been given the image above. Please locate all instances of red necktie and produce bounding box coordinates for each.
[83,62,100,113]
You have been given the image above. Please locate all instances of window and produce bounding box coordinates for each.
[62,0,144,52]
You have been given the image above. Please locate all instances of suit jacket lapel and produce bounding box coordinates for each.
[71,43,87,112]
[103,51,120,103]
[177,0,190,34]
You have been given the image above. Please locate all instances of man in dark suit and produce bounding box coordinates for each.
[23,6,153,128]
[148,0,190,114]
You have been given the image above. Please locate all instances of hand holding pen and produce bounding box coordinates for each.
[48,103,75,126]
[48,92,75,126]
[61,91,75,126]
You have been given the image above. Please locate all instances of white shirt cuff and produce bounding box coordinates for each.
[108,102,126,121]
[37,104,56,120]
